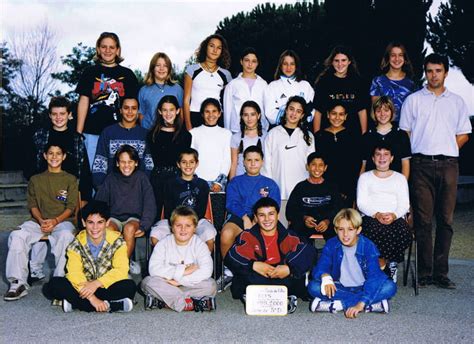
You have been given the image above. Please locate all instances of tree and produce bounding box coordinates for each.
[427,0,474,84]
[8,22,58,125]
[215,0,432,85]
[51,42,95,101]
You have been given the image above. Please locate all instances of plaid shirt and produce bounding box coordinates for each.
[32,127,87,180]
[67,232,126,281]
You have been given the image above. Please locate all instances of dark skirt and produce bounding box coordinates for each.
[362,216,412,262]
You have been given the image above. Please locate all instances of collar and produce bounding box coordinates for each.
[176,175,197,185]
[421,85,450,97]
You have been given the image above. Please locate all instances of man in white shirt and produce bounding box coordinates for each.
[400,53,471,289]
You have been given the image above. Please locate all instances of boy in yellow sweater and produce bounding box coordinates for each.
[46,200,136,312]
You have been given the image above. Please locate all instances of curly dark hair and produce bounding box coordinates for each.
[195,34,231,69]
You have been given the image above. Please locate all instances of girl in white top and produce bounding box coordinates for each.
[229,100,267,179]
[263,96,315,199]
[190,98,232,192]
[357,142,411,280]
[183,34,232,130]
[223,47,269,133]
[264,50,314,126]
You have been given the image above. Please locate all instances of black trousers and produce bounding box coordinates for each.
[230,272,307,300]
[47,277,136,312]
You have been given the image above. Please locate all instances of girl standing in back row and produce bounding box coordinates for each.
[183,34,232,130]
[264,50,314,126]
[139,52,183,130]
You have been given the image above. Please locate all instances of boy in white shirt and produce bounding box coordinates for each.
[141,206,216,312]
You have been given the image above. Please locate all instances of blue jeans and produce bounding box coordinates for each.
[83,133,99,171]
[308,280,396,309]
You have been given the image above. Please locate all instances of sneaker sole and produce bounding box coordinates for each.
[4,289,28,301]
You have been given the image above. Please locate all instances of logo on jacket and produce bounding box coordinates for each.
[284,145,297,150]
[259,186,269,198]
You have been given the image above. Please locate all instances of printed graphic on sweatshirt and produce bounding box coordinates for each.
[90,74,126,118]
[302,195,332,207]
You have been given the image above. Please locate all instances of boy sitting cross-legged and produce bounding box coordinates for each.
[141,206,216,312]
[4,143,76,301]
[225,197,316,313]
[308,208,397,318]
[149,148,217,252]
[45,200,136,313]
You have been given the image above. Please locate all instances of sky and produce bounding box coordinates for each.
[2,0,473,113]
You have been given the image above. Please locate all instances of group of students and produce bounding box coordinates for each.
[4,31,471,318]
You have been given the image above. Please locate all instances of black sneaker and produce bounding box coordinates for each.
[192,296,216,312]
[418,276,433,288]
[108,298,133,312]
[287,295,298,314]
[433,276,456,289]
[144,294,166,310]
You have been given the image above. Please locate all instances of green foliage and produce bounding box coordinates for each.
[427,0,474,84]
[134,69,145,89]
[216,0,432,85]
[1,42,22,94]
[51,42,95,101]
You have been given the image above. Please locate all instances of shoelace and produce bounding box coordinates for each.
[152,298,165,309]
[193,298,208,312]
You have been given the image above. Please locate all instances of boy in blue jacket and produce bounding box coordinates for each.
[308,208,396,318]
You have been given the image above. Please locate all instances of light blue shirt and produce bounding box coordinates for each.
[340,243,365,287]
[138,83,184,130]
[87,236,105,259]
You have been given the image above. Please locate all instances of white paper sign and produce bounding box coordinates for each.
[245,285,288,316]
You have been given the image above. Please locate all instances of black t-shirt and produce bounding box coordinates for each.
[76,64,139,135]
[313,73,369,134]
[286,179,341,239]
[314,129,362,200]
[147,129,192,169]
[362,126,412,173]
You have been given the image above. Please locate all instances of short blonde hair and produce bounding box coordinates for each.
[333,208,362,229]
[371,96,395,123]
[170,206,198,227]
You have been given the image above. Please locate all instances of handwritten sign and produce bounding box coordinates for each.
[245,285,288,316]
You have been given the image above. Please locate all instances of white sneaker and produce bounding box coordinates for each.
[30,270,46,281]
[388,262,398,284]
[310,297,339,313]
[216,274,233,293]
[366,299,390,313]
[62,299,73,313]
[129,260,141,275]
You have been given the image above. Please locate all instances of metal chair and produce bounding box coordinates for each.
[403,214,418,295]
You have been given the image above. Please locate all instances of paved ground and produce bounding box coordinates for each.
[1,203,473,343]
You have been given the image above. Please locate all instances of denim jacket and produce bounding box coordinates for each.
[311,234,389,305]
